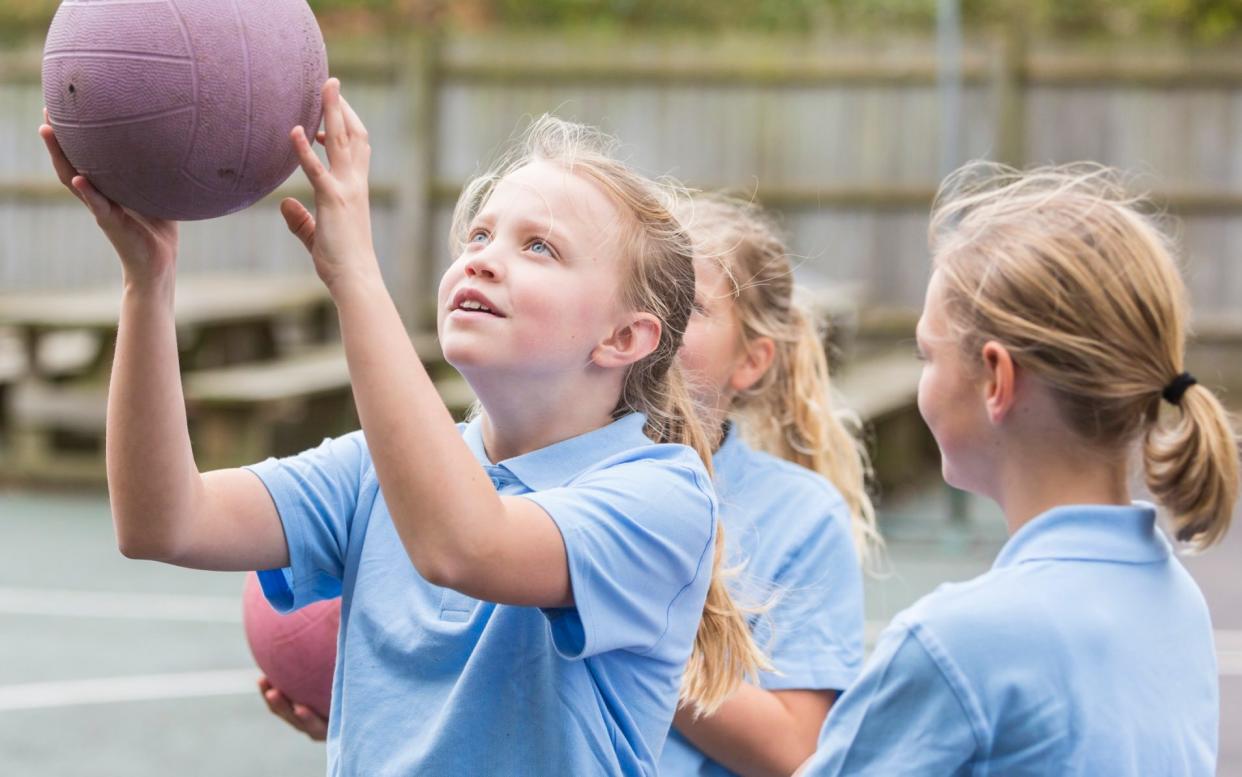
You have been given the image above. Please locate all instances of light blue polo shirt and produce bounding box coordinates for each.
[246,412,718,776]
[802,503,1219,776]
[661,423,865,776]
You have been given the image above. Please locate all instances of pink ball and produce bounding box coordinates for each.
[242,572,339,719]
[42,0,328,221]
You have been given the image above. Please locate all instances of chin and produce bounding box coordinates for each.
[941,455,990,498]
[439,339,485,370]
[941,463,967,492]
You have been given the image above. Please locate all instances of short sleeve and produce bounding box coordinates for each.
[522,456,716,660]
[244,431,368,613]
[801,623,983,776]
[755,498,864,692]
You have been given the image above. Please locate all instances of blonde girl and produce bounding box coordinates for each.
[39,81,763,776]
[801,163,1236,775]
[662,194,881,777]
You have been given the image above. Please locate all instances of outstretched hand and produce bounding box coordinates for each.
[258,676,329,742]
[38,108,178,280]
[282,77,378,293]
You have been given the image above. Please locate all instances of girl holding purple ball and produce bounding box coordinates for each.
[41,79,767,775]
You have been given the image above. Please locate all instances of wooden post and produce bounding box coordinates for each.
[992,9,1028,168]
[394,32,440,329]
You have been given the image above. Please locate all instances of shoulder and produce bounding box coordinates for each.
[901,567,1017,627]
[531,441,717,548]
[894,564,1057,671]
[253,429,373,479]
[717,443,850,545]
[579,441,715,501]
[722,443,847,510]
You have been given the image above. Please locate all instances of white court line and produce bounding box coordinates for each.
[0,669,257,712]
[0,604,1236,712]
[0,586,241,623]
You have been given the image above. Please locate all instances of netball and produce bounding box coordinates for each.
[40,0,327,220]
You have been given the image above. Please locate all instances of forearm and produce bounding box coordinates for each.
[674,685,832,777]
[332,271,503,584]
[106,271,203,559]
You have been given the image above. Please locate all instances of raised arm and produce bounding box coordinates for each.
[39,116,287,572]
[281,79,571,608]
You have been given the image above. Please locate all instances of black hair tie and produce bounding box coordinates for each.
[1162,372,1197,405]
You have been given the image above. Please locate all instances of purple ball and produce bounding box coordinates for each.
[42,0,328,221]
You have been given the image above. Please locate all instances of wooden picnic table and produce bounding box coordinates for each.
[0,273,334,379]
[0,272,335,483]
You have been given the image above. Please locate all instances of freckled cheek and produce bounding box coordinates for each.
[507,294,594,354]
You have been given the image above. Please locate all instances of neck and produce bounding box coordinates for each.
[467,368,624,462]
[698,391,734,453]
[992,442,1131,535]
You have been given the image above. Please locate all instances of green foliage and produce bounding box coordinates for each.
[0,0,56,44]
[478,0,1242,39]
[3,0,1242,42]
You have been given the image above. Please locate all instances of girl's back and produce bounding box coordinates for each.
[865,504,1217,775]
[802,163,1235,776]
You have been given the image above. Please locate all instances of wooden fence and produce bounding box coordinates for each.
[3,30,1242,326]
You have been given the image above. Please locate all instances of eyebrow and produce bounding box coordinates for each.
[474,211,571,248]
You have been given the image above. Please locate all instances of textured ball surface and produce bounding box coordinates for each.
[42,0,327,220]
[242,572,339,719]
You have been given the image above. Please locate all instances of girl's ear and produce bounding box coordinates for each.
[593,313,662,369]
[981,340,1017,424]
[728,335,776,393]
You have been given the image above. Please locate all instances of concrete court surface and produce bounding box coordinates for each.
[0,484,1237,776]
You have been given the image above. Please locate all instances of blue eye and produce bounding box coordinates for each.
[530,239,549,255]
[469,230,488,244]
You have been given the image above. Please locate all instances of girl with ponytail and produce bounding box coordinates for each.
[49,79,764,775]
[801,162,1237,776]
[662,193,880,776]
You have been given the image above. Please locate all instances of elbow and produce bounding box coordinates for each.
[114,519,181,563]
[117,537,164,561]
[117,535,174,562]
[414,553,471,591]
[409,542,484,593]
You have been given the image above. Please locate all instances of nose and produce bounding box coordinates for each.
[463,246,504,281]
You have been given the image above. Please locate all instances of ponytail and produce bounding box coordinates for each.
[678,514,768,716]
[1144,386,1239,550]
[744,303,884,570]
[678,193,883,571]
[640,362,770,716]
[930,161,1241,550]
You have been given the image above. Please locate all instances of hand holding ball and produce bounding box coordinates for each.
[242,572,339,720]
[42,0,328,220]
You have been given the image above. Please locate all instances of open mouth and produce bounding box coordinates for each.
[451,289,505,317]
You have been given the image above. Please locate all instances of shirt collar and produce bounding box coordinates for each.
[992,502,1170,570]
[462,412,652,490]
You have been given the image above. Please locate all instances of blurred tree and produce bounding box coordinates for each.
[3,0,1242,42]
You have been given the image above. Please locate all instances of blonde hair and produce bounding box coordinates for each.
[678,193,884,570]
[930,161,1239,550]
[449,116,767,714]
